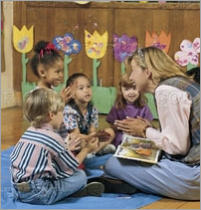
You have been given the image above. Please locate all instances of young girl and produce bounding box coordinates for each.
[30,40,71,102]
[59,73,115,154]
[107,73,153,147]
[10,88,104,205]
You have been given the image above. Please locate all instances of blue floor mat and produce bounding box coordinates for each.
[1,147,161,209]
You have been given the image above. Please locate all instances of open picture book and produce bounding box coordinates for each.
[114,134,161,164]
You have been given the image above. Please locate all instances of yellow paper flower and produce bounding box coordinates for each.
[13,25,34,53]
[85,30,108,59]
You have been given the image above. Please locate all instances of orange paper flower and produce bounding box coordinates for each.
[145,30,171,53]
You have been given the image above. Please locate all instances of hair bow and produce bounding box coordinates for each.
[39,42,56,59]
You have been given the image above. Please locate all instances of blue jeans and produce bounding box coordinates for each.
[105,156,200,200]
[12,169,87,204]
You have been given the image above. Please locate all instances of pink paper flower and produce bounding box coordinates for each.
[174,38,200,66]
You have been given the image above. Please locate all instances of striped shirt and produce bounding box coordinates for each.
[10,124,79,183]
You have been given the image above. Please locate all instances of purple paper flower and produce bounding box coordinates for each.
[53,33,81,55]
[113,34,138,62]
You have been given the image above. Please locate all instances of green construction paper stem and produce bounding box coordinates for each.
[121,62,126,75]
[93,58,100,86]
[22,53,29,83]
[187,63,197,71]
[64,55,72,83]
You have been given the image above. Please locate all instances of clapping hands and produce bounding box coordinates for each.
[114,116,151,137]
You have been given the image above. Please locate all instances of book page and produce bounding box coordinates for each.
[114,134,161,164]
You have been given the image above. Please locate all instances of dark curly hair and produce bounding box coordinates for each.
[30,40,62,77]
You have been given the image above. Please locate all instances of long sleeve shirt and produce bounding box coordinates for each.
[146,85,192,155]
[107,103,153,147]
[10,124,79,183]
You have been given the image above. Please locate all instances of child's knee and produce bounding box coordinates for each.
[76,169,87,185]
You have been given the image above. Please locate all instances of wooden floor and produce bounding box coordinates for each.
[1,107,200,209]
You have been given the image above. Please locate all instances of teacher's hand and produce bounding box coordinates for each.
[114,117,151,137]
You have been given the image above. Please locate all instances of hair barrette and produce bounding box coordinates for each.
[137,48,144,58]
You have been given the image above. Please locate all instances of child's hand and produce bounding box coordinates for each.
[94,130,111,142]
[85,137,99,153]
[60,86,72,103]
[66,134,81,151]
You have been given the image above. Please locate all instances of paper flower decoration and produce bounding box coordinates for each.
[113,34,138,63]
[13,25,33,53]
[145,30,171,53]
[53,33,81,55]
[75,1,90,4]
[13,25,35,99]
[52,33,81,92]
[85,30,108,59]
[174,38,200,67]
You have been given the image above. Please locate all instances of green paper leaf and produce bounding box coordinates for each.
[187,63,197,71]
[92,86,116,114]
[121,62,126,75]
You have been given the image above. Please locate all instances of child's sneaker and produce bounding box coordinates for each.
[96,144,116,156]
[71,182,105,197]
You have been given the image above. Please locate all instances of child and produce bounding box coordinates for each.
[10,88,104,205]
[59,73,115,155]
[107,73,153,147]
[30,40,71,103]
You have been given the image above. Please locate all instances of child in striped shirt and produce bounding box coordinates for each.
[10,88,104,205]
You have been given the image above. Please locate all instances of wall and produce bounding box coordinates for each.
[1,2,19,108]
[1,1,200,108]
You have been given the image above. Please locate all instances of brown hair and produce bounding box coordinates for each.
[115,74,146,109]
[24,88,64,128]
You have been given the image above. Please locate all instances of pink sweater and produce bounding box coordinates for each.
[146,85,192,155]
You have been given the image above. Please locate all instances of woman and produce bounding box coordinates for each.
[104,47,200,200]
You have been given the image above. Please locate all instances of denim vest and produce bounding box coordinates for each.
[160,77,200,165]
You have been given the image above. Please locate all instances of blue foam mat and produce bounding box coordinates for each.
[1,147,161,209]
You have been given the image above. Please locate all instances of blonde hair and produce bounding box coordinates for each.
[24,88,64,128]
[127,47,189,84]
[115,73,146,109]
